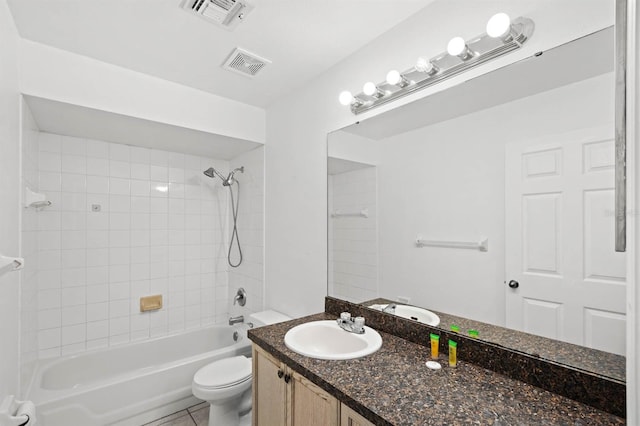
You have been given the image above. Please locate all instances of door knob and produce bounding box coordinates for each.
[508,280,519,289]
[277,369,284,378]
[284,373,291,383]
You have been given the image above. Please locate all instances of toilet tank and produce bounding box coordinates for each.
[248,310,291,328]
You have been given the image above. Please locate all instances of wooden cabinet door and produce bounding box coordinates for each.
[291,372,339,426]
[340,403,374,426]
[253,346,287,426]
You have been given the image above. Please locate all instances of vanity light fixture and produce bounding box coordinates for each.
[486,12,516,41]
[386,70,410,88]
[339,13,534,114]
[338,90,364,108]
[415,57,439,75]
[447,36,474,60]
[363,82,386,98]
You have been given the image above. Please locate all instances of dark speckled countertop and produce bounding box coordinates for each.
[248,313,625,426]
[364,298,625,383]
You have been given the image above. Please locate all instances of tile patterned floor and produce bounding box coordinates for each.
[142,402,209,426]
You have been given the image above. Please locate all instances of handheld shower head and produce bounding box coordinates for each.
[223,166,245,186]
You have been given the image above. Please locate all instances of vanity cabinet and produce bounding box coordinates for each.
[340,404,375,426]
[252,344,339,426]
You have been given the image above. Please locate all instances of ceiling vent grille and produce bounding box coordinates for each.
[181,0,253,30]
[222,48,271,77]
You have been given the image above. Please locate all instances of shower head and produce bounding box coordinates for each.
[203,167,227,181]
[203,166,244,186]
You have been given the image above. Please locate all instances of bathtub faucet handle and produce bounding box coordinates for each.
[233,288,247,307]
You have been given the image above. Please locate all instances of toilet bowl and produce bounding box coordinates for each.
[192,310,291,426]
[192,355,252,426]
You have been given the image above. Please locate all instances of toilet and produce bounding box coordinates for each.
[192,310,291,426]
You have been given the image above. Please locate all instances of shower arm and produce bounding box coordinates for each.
[212,168,227,181]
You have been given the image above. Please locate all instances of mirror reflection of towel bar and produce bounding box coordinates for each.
[0,255,24,277]
[331,208,369,218]
[415,236,488,252]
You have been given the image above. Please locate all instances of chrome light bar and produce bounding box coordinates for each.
[340,15,535,115]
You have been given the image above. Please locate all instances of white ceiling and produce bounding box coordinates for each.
[8,0,433,108]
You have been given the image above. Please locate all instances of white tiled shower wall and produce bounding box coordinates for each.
[228,148,264,315]
[328,166,378,302]
[27,131,264,360]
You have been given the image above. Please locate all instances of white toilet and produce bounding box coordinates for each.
[192,310,291,426]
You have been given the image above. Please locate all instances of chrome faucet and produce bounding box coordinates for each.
[229,315,244,325]
[233,288,247,307]
[336,312,365,334]
[382,303,397,314]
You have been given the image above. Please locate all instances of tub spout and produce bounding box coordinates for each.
[229,315,244,325]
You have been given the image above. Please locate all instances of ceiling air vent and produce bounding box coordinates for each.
[222,48,271,77]
[180,0,253,30]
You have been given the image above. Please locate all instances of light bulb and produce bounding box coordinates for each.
[486,13,511,38]
[415,57,435,74]
[447,37,466,56]
[386,70,401,85]
[363,82,377,97]
[338,90,354,106]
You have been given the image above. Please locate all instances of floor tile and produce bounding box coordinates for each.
[187,401,208,413]
[143,410,196,426]
[190,405,209,426]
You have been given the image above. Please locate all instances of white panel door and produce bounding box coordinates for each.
[505,126,626,354]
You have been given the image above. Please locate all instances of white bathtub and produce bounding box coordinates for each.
[26,325,252,426]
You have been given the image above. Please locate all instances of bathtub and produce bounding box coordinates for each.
[26,325,252,426]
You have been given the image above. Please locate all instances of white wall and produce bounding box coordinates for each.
[32,132,233,357]
[18,40,266,145]
[265,0,614,317]
[20,100,39,391]
[0,0,23,398]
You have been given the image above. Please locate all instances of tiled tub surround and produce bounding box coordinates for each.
[328,165,378,303]
[248,313,623,425]
[32,132,258,359]
[228,147,265,315]
[326,297,625,418]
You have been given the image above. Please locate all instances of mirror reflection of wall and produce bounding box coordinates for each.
[328,158,378,302]
[327,28,626,356]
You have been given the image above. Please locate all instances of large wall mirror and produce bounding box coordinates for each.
[327,27,626,381]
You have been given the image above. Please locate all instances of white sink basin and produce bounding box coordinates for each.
[284,320,382,360]
[369,304,440,326]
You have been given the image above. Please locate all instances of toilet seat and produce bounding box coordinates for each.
[194,355,252,389]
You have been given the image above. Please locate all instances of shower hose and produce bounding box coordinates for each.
[228,181,243,267]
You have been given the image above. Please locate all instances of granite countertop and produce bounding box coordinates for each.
[248,313,625,426]
[364,298,626,383]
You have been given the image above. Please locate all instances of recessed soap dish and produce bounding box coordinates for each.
[24,187,51,209]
